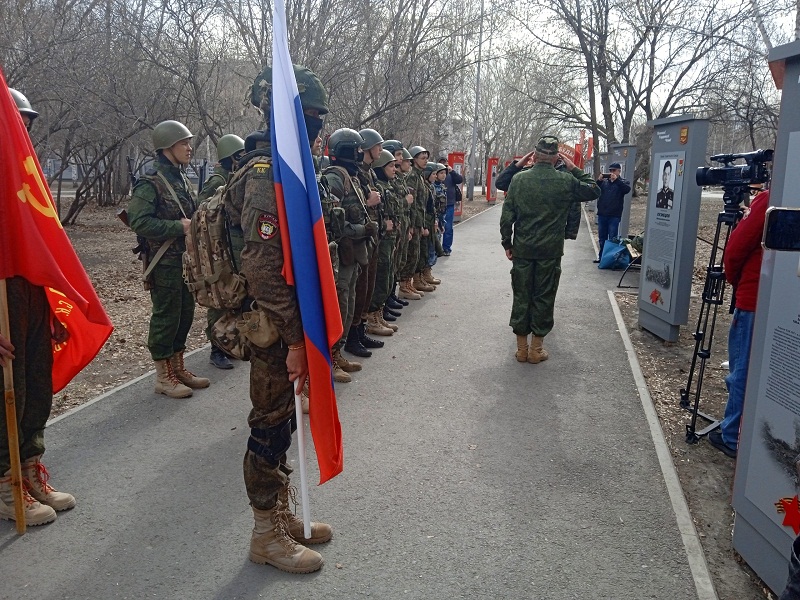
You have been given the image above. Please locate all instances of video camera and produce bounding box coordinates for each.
[695,149,773,188]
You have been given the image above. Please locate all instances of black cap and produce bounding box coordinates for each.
[608,162,621,170]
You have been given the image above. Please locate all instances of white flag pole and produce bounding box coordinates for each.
[293,379,312,540]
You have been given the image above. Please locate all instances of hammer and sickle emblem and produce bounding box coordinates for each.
[17,156,63,229]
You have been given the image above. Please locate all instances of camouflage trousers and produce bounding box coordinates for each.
[399,230,420,280]
[417,232,433,273]
[148,263,195,361]
[393,225,409,275]
[369,236,396,313]
[243,342,294,510]
[509,256,562,337]
[0,277,53,473]
[352,244,378,328]
[334,261,360,349]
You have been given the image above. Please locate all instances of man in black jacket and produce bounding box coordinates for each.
[438,156,463,255]
[594,162,631,262]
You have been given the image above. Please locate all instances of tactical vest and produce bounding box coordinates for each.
[136,167,196,260]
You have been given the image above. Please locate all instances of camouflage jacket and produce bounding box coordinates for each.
[375,178,402,238]
[198,164,231,202]
[500,162,600,259]
[128,154,196,265]
[224,142,303,346]
[406,166,427,228]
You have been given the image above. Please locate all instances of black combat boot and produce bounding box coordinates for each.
[358,322,384,349]
[390,282,409,306]
[385,306,402,317]
[382,307,397,322]
[344,326,372,358]
[386,296,404,310]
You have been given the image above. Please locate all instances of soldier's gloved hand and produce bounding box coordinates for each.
[365,220,379,238]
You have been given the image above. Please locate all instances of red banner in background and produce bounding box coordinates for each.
[486,157,499,203]
[0,70,113,392]
[447,151,465,221]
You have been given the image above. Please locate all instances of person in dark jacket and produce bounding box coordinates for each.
[594,162,631,262]
[438,156,463,255]
[706,189,769,459]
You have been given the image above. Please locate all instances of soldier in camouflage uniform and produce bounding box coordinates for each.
[496,149,582,241]
[398,146,430,299]
[423,162,447,287]
[222,64,332,574]
[323,129,374,379]
[198,134,246,370]
[367,150,403,333]
[128,120,211,398]
[500,136,600,363]
[381,141,413,314]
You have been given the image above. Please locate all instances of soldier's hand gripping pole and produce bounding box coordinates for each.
[0,279,26,534]
[293,378,312,541]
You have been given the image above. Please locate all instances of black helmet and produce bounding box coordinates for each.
[252,64,329,115]
[358,128,384,150]
[382,139,404,155]
[327,128,364,162]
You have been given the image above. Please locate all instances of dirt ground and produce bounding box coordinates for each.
[54,190,771,598]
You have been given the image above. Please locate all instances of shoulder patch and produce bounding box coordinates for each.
[252,163,271,178]
[257,214,279,240]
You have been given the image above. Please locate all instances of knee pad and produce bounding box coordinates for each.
[248,418,297,465]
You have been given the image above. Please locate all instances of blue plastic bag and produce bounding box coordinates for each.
[598,238,631,270]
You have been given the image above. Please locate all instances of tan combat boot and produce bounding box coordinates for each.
[378,309,399,332]
[408,276,425,296]
[398,279,421,300]
[21,456,76,511]
[366,311,393,336]
[423,267,441,285]
[331,349,352,383]
[154,359,193,398]
[278,484,333,544]
[515,334,529,363]
[528,335,549,364]
[0,472,57,526]
[169,351,211,389]
[249,506,324,573]
[413,273,435,292]
[333,348,361,372]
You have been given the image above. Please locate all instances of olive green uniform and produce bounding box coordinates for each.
[500,162,599,337]
[225,138,305,510]
[369,177,401,312]
[128,154,197,361]
[400,165,427,279]
[392,174,412,274]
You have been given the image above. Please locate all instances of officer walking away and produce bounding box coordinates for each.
[0,90,75,527]
[128,120,210,398]
[593,162,631,262]
[199,134,246,370]
[500,135,600,363]
[225,64,332,573]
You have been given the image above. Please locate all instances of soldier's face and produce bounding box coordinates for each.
[367,144,382,162]
[401,159,412,173]
[167,138,193,166]
[662,165,671,188]
[414,154,428,169]
[436,171,446,182]
[21,114,32,131]
[384,161,398,179]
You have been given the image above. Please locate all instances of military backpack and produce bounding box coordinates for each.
[182,176,247,310]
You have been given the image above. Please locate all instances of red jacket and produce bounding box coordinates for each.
[723,190,769,311]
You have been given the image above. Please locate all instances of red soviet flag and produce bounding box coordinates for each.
[0,70,113,392]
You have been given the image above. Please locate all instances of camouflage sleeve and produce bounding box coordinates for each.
[569,167,601,202]
[499,180,517,249]
[324,171,346,202]
[128,180,185,241]
[197,173,226,202]
[238,168,304,346]
[495,162,523,192]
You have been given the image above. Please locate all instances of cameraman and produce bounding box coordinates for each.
[707,188,770,459]
[593,162,631,262]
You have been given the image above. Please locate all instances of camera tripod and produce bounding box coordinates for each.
[679,186,748,443]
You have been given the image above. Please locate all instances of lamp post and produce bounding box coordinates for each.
[466,0,484,201]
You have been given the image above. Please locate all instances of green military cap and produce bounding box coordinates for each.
[535,135,560,156]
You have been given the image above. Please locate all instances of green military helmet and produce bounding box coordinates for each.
[251,64,329,115]
[382,139,404,154]
[153,120,193,151]
[423,161,438,178]
[373,149,396,169]
[327,128,364,162]
[409,145,428,159]
[358,128,384,151]
[401,147,412,160]
[217,134,245,160]
[10,88,39,120]
[433,162,447,174]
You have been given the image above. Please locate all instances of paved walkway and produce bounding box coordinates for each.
[0,204,713,599]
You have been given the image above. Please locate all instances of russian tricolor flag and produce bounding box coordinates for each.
[270,1,343,484]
